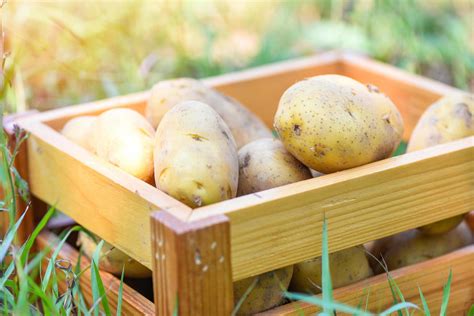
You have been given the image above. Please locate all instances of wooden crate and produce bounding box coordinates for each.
[4,51,473,315]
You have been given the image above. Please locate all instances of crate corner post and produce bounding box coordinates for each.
[150,210,234,315]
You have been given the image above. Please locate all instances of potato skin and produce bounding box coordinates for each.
[154,101,238,208]
[77,231,151,278]
[146,78,272,148]
[417,214,465,235]
[237,138,312,196]
[407,93,473,152]
[370,223,473,274]
[233,266,293,315]
[61,116,96,151]
[289,245,373,294]
[407,93,473,235]
[90,109,155,183]
[274,75,403,173]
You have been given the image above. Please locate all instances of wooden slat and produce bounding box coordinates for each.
[340,53,460,140]
[36,231,155,315]
[151,211,233,316]
[190,137,474,281]
[261,245,474,315]
[19,120,192,269]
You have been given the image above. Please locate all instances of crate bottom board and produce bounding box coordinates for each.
[261,244,474,315]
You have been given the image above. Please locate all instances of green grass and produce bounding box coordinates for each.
[4,0,473,113]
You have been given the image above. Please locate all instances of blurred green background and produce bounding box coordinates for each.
[3,0,473,114]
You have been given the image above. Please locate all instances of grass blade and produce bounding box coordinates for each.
[20,205,55,266]
[417,286,430,316]
[0,261,15,289]
[380,302,419,316]
[0,209,27,262]
[231,277,258,316]
[90,240,111,316]
[90,260,111,316]
[116,267,125,316]
[321,215,334,315]
[439,269,452,316]
[284,292,372,316]
[467,304,474,316]
[42,226,81,292]
[27,276,57,315]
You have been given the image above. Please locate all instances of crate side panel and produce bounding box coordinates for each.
[191,138,474,280]
[262,245,474,315]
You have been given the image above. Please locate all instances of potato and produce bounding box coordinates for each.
[407,93,473,235]
[60,116,96,151]
[146,78,272,148]
[233,266,293,315]
[89,108,155,183]
[417,214,465,235]
[407,93,473,152]
[154,101,238,207]
[370,222,473,274]
[237,138,312,196]
[289,245,373,294]
[77,231,151,278]
[274,75,404,173]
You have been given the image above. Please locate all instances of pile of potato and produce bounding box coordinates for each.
[61,74,473,314]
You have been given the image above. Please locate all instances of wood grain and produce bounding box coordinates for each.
[36,231,155,315]
[151,211,233,316]
[191,137,474,281]
[261,245,474,315]
[18,120,192,269]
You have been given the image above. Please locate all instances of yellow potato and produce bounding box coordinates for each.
[407,93,473,235]
[146,78,272,148]
[233,266,293,315]
[89,108,155,183]
[237,138,312,196]
[154,100,238,207]
[289,245,373,294]
[77,231,151,278]
[370,222,473,274]
[274,75,404,173]
[407,93,473,152]
[60,116,96,151]
[417,215,465,235]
